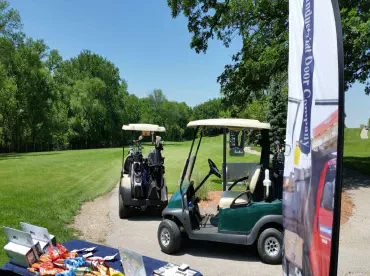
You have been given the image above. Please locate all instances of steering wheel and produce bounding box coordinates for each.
[208,158,221,178]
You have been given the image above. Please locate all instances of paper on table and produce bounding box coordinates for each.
[155,263,197,276]
[70,248,85,253]
[119,248,146,276]
[87,253,118,261]
[70,246,96,253]
[82,252,93,258]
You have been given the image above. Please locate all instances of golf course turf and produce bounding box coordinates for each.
[0,135,259,264]
[1,129,367,265]
[344,128,370,175]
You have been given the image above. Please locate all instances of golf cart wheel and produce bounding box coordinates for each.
[157,219,181,254]
[119,192,130,219]
[257,228,283,264]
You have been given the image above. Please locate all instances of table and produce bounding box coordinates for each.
[1,239,202,276]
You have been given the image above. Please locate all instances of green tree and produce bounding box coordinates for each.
[0,36,54,151]
[55,50,124,146]
[168,0,370,104]
[140,90,192,141]
[0,0,23,41]
[191,98,226,136]
[140,89,167,126]
[191,98,225,120]
[266,75,288,148]
[0,62,17,148]
[238,96,268,122]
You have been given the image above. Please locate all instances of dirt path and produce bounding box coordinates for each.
[72,169,366,276]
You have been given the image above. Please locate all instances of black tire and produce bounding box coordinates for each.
[157,219,181,254]
[257,228,283,264]
[119,191,130,219]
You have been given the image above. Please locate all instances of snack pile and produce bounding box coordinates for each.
[28,244,124,276]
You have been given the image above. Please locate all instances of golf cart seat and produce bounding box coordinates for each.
[219,167,261,209]
[219,191,249,208]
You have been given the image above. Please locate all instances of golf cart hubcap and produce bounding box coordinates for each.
[160,228,170,247]
[264,237,280,257]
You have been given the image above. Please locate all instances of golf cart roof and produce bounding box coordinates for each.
[187,118,270,130]
[122,124,166,132]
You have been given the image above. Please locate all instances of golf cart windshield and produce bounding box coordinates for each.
[180,118,271,193]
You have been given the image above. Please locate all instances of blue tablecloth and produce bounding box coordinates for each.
[1,239,202,276]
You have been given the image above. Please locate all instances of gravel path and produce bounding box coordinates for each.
[72,169,369,276]
[338,169,370,276]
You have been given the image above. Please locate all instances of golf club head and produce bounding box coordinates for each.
[156,136,161,147]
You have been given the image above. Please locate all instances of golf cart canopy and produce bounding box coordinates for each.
[187,118,270,130]
[122,124,166,132]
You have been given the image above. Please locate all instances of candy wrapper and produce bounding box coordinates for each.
[39,267,65,276]
[56,271,75,276]
[95,263,109,276]
[40,254,52,263]
[109,267,124,276]
[63,252,78,259]
[54,259,66,269]
[64,257,87,270]
[48,244,68,261]
[83,272,101,276]
[72,267,90,275]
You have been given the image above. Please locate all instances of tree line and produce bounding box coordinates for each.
[0,1,234,153]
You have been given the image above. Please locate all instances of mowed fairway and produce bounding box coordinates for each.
[344,128,370,175]
[159,135,260,191]
[0,135,260,264]
[0,148,122,264]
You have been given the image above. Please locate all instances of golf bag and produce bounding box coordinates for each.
[130,161,145,199]
[123,141,147,199]
[145,137,165,200]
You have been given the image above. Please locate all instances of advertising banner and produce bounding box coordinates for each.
[229,131,245,156]
[282,0,344,275]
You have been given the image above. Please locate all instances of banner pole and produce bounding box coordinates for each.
[329,0,344,274]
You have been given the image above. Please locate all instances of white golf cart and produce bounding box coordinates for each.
[119,124,168,218]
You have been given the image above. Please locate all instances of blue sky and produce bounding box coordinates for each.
[10,0,370,128]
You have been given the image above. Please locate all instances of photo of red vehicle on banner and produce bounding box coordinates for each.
[282,0,344,275]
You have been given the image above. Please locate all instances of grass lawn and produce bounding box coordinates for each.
[0,148,122,264]
[344,128,370,175]
[0,135,260,264]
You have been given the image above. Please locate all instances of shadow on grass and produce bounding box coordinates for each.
[0,154,22,161]
[24,152,61,157]
[343,156,370,190]
[0,152,61,160]
[173,239,262,263]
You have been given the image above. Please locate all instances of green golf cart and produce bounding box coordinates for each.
[157,118,284,264]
